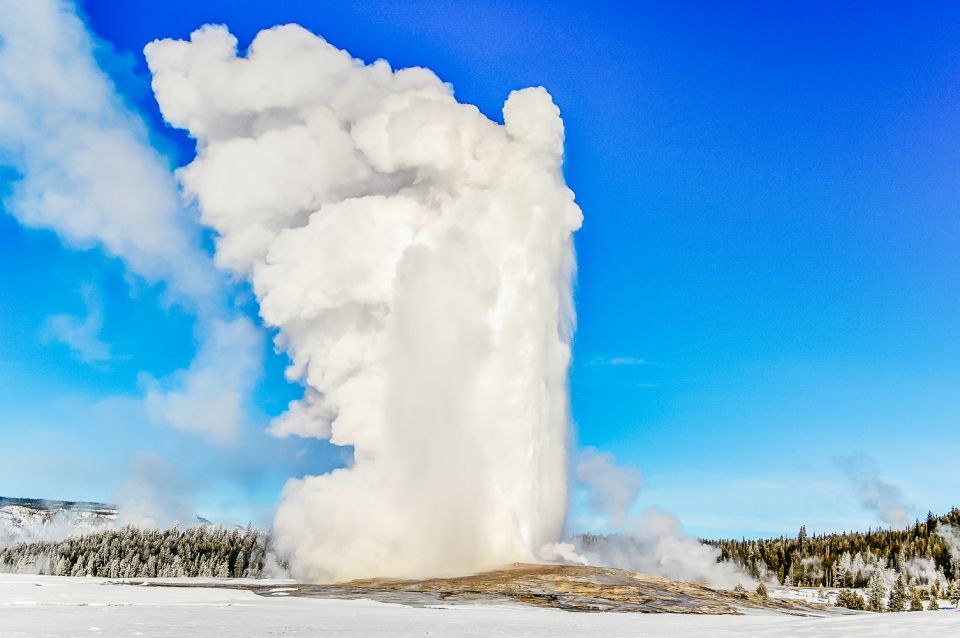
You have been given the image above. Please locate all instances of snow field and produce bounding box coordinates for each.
[1,574,959,637]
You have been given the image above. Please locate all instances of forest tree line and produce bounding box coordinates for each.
[0,525,271,578]
[707,508,960,589]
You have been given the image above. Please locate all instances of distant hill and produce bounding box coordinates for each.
[0,496,116,546]
[0,496,241,548]
[0,496,117,515]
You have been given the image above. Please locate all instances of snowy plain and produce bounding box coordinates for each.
[2,574,959,637]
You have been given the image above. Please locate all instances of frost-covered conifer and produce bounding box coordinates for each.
[867,568,887,612]
[836,588,865,610]
[909,586,924,611]
[887,574,906,612]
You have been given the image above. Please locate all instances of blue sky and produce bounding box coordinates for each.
[1,0,958,537]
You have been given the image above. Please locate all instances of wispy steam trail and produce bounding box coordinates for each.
[571,448,754,588]
[147,24,582,581]
[574,446,644,527]
[838,456,910,529]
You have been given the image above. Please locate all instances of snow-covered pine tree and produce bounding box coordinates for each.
[887,573,906,612]
[867,568,887,612]
[935,567,947,593]
[834,552,852,587]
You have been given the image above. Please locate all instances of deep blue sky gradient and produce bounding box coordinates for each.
[1,1,958,536]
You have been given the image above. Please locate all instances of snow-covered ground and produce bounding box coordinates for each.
[1,575,959,637]
[771,586,842,606]
[771,585,955,610]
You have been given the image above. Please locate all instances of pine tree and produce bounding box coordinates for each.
[755,582,768,598]
[950,580,960,608]
[887,574,906,612]
[928,589,939,611]
[836,588,865,610]
[867,568,887,612]
[909,587,924,611]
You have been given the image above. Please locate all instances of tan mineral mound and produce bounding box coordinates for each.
[249,563,826,615]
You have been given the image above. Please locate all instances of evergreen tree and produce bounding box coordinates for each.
[867,568,887,612]
[887,574,906,612]
[909,587,924,611]
[755,582,768,598]
[950,580,960,608]
[928,589,939,611]
[836,588,865,610]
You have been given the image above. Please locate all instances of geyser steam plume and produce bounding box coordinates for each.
[147,24,583,581]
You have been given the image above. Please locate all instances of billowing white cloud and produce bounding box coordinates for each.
[147,24,582,581]
[0,0,262,441]
[0,0,218,306]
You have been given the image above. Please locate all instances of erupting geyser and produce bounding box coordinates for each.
[147,24,582,582]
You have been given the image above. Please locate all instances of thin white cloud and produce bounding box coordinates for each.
[606,356,646,366]
[41,285,112,364]
[585,356,647,367]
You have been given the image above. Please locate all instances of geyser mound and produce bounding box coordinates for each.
[147,24,582,581]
